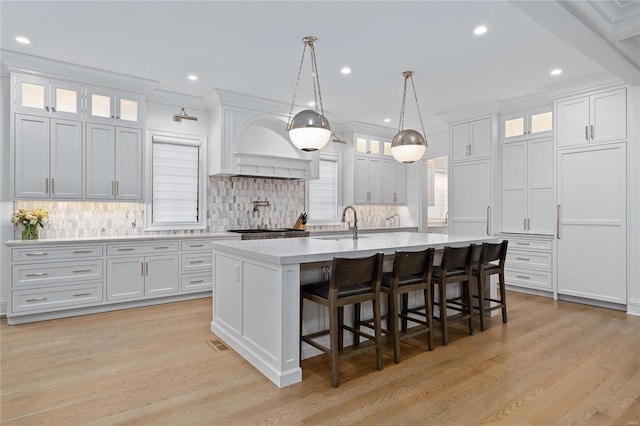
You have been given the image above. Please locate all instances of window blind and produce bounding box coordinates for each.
[308,158,338,222]
[152,141,199,224]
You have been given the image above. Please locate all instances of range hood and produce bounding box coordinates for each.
[207,89,318,179]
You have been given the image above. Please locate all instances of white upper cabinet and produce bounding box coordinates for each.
[449,159,492,236]
[14,114,83,199]
[87,86,145,127]
[501,106,553,142]
[556,88,626,148]
[450,117,491,162]
[14,74,82,120]
[355,134,394,158]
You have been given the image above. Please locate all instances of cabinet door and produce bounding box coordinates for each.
[449,159,491,236]
[86,123,115,199]
[557,144,626,303]
[368,158,382,203]
[106,257,145,301]
[50,119,82,199]
[502,112,526,141]
[469,118,491,159]
[500,142,526,233]
[590,89,626,144]
[14,75,49,115]
[87,88,115,125]
[145,255,179,296]
[14,114,50,198]
[556,97,589,148]
[354,156,370,204]
[115,127,143,200]
[49,80,83,119]
[381,160,394,204]
[449,123,469,162]
[392,162,407,204]
[116,93,145,125]
[527,138,554,235]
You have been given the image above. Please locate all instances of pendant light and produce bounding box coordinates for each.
[287,36,332,152]
[391,71,428,163]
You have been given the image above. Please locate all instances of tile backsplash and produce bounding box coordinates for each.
[12,176,405,239]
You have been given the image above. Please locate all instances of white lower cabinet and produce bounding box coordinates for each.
[180,240,213,293]
[502,235,554,293]
[449,159,492,236]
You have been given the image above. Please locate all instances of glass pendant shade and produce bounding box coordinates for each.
[391,129,427,163]
[288,109,332,151]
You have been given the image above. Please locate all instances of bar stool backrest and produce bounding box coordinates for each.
[440,244,476,273]
[392,248,435,280]
[330,253,384,291]
[478,240,508,269]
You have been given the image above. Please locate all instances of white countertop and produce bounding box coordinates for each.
[210,232,497,265]
[5,232,240,246]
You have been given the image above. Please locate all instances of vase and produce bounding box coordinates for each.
[21,224,39,240]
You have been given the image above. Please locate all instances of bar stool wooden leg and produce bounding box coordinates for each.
[499,271,508,323]
[424,287,434,351]
[439,278,449,346]
[401,294,409,331]
[477,273,486,331]
[330,304,341,388]
[389,293,401,363]
[373,299,383,370]
[465,279,474,336]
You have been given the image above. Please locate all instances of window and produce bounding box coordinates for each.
[307,154,341,224]
[145,132,207,231]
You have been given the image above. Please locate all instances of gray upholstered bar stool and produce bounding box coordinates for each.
[300,252,384,387]
[431,244,476,346]
[381,248,436,363]
[471,241,509,331]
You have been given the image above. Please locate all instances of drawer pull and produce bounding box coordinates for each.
[26,297,48,302]
[190,279,204,284]
[516,242,530,246]
[26,252,48,256]
[189,260,204,264]
[190,244,204,248]
[73,250,93,254]
[515,257,530,261]
[73,293,92,297]
[118,248,135,251]
[516,275,530,279]
[73,269,92,273]
[26,272,48,277]
[154,246,170,249]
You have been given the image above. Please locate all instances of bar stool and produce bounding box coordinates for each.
[300,253,384,387]
[431,244,475,346]
[382,248,435,363]
[472,241,509,331]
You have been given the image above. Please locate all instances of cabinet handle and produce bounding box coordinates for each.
[527,218,531,230]
[72,293,92,297]
[516,275,530,279]
[26,272,48,277]
[26,297,48,302]
[190,244,204,248]
[72,269,92,273]
[486,206,490,235]
[141,261,145,276]
[523,218,527,230]
[393,193,397,202]
[45,106,50,112]
[590,124,594,140]
[145,261,149,276]
[111,181,115,195]
[111,115,115,119]
[51,178,55,194]
[515,257,530,261]
[51,106,56,112]
[45,178,49,194]
[235,265,240,281]
[154,246,170,250]
[116,181,119,195]
[190,279,204,284]
[118,248,135,251]
[26,252,48,256]
[515,242,530,246]
[585,125,589,141]
[116,116,120,120]
[556,205,561,239]
[189,260,204,264]
[468,144,472,156]
[73,250,92,254]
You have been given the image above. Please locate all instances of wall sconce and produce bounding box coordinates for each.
[173,107,198,122]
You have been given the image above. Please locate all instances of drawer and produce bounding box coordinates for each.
[181,272,213,293]
[506,250,552,270]
[106,242,179,256]
[505,268,552,290]
[12,260,103,287]
[12,245,103,262]
[11,282,103,313]
[505,238,552,251]
[181,241,212,252]
[181,252,213,272]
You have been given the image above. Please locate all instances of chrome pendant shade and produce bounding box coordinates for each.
[287,36,331,152]
[391,71,428,163]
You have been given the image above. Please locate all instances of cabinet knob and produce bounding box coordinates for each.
[51,106,56,113]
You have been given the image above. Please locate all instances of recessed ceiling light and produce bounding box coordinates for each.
[188,74,198,81]
[384,118,391,123]
[16,36,31,45]
[473,26,488,36]
[307,101,315,106]
[550,68,563,76]
[340,67,351,75]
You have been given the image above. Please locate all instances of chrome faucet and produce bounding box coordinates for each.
[341,205,358,240]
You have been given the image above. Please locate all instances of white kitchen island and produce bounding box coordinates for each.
[210,232,497,387]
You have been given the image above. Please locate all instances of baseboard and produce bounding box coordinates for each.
[0,299,6,318]
[626,298,640,316]
[557,294,626,312]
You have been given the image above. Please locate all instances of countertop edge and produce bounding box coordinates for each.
[5,233,242,246]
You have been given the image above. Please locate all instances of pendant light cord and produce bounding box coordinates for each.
[287,43,308,130]
[287,36,325,130]
[397,71,427,145]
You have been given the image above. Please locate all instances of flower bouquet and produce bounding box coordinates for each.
[11,208,49,240]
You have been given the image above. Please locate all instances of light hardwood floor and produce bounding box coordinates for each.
[1,291,638,425]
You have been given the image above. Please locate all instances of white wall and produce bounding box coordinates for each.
[1,75,11,315]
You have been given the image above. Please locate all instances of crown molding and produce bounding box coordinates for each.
[146,89,208,110]
[437,99,502,125]
[538,71,624,99]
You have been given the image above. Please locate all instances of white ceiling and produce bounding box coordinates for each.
[1,1,638,132]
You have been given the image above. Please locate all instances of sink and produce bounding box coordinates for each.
[313,235,369,241]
